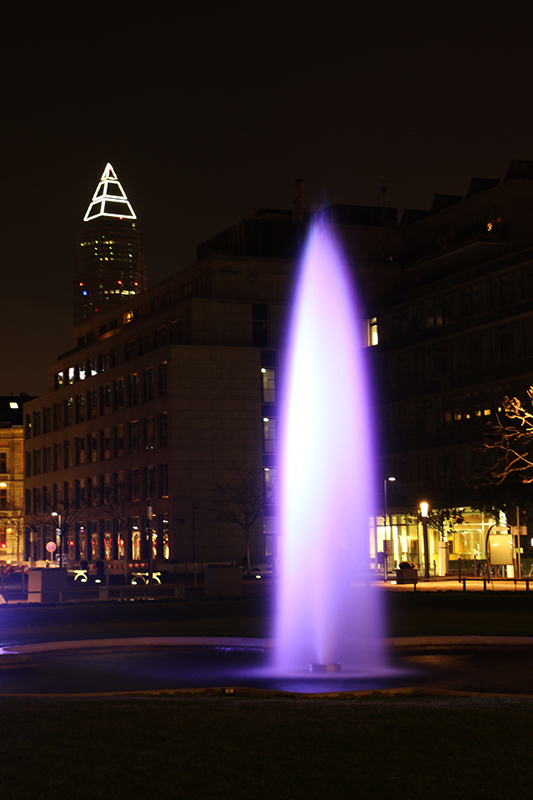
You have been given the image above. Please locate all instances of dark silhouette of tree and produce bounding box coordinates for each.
[98,478,144,577]
[475,388,533,485]
[25,492,86,564]
[210,464,274,575]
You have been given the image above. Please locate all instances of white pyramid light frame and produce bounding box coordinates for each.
[83,162,137,221]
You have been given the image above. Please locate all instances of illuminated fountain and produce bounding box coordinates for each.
[275,218,386,675]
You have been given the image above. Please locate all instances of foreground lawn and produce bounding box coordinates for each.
[0,694,531,800]
[1,590,533,648]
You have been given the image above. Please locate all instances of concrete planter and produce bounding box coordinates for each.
[28,568,68,603]
[204,565,242,598]
[396,567,418,585]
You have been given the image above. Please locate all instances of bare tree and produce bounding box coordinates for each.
[475,388,533,485]
[25,492,86,565]
[210,464,274,575]
[97,479,143,578]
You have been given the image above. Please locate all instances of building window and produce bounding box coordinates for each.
[43,446,52,473]
[252,304,268,347]
[159,463,169,498]
[366,317,379,347]
[170,319,182,344]
[156,326,166,348]
[75,437,86,466]
[33,449,41,475]
[146,465,156,499]
[116,424,125,458]
[43,406,52,433]
[25,451,31,477]
[261,368,275,403]
[85,433,95,464]
[75,394,85,424]
[159,362,168,397]
[159,412,168,448]
[115,378,125,411]
[130,373,139,405]
[63,440,71,469]
[0,488,7,511]
[131,518,141,559]
[144,417,155,450]
[262,417,276,453]
[25,413,32,438]
[141,334,151,355]
[129,421,139,454]
[143,367,155,402]
[0,451,6,473]
[33,411,41,437]
[53,403,62,430]
[102,384,111,415]
[53,444,61,472]
[132,469,141,501]
[64,398,74,427]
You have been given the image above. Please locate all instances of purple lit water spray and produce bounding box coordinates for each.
[275,219,386,674]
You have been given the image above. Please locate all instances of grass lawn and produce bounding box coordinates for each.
[0,694,532,800]
[1,589,533,647]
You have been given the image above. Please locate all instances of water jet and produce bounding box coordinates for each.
[275,217,386,677]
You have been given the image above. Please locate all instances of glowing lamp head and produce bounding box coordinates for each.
[420,502,429,518]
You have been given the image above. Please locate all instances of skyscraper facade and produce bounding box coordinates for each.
[74,164,147,326]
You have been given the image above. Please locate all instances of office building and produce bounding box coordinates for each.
[74,163,147,326]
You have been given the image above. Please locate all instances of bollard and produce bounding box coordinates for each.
[527,579,530,593]
[483,578,487,592]
[462,578,466,592]
[413,581,416,592]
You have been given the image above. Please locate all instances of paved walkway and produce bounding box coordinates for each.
[378,576,533,591]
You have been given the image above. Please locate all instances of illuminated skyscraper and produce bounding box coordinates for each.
[74,163,147,325]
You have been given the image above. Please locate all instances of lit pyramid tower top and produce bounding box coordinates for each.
[83,162,137,221]
[74,163,146,327]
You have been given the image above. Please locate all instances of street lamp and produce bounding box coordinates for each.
[51,511,62,568]
[192,503,198,586]
[383,477,396,581]
[420,501,429,580]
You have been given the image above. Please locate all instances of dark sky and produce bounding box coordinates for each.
[3,2,533,396]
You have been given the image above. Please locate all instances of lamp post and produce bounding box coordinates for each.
[146,505,153,584]
[383,477,396,581]
[192,503,198,586]
[51,511,62,568]
[420,501,429,580]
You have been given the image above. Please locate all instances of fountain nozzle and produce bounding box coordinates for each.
[309,663,341,673]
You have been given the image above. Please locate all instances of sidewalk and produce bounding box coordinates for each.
[378,576,533,592]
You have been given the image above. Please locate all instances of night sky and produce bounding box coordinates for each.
[3,2,533,396]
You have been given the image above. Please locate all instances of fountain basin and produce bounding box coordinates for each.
[2,636,533,696]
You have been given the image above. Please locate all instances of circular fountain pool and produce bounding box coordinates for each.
[1,638,532,696]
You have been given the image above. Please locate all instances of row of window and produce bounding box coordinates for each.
[379,262,533,342]
[384,381,528,441]
[384,448,470,492]
[26,414,168,476]
[33,515,171,562]
[29,366,167,437]
[60,321,180,387]
[26,466,169,514]
[380,317,533,388]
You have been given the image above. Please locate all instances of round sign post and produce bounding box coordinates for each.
[46,541,57,561]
